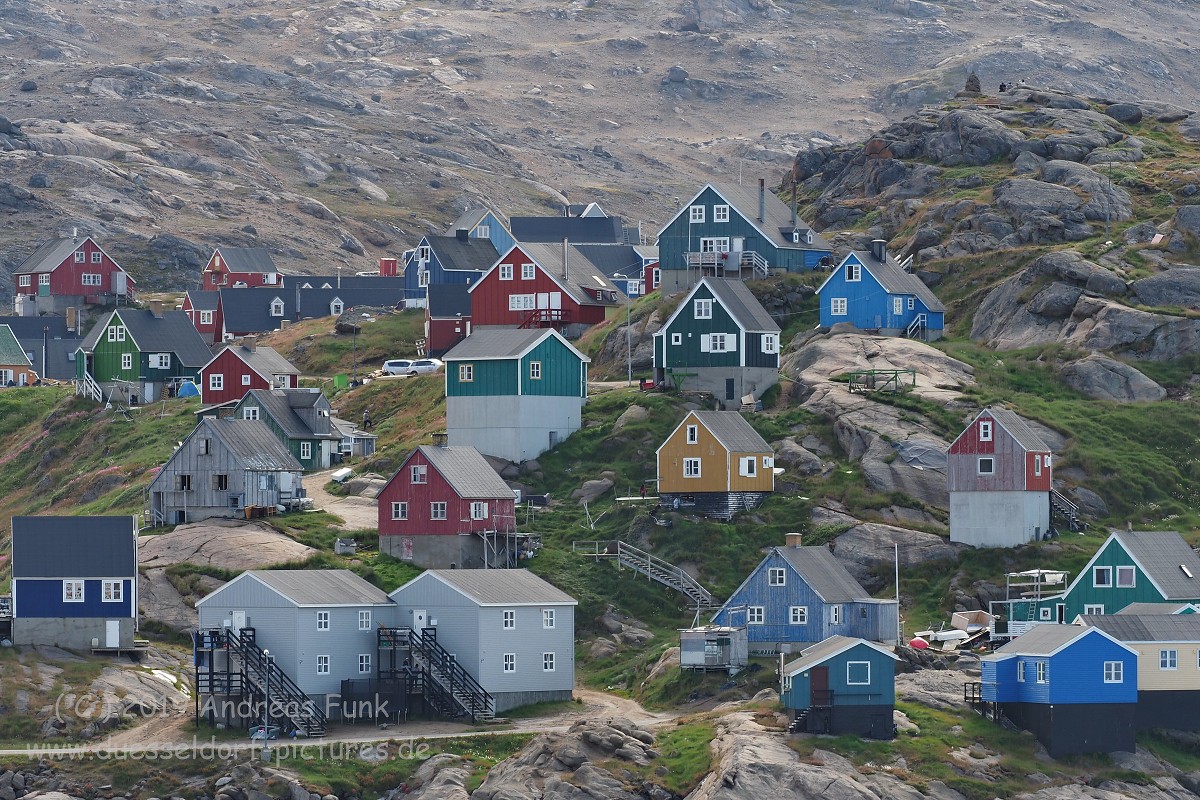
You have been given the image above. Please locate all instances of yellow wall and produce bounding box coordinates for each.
[1131,643,1200,691]
[729,450,775,493]
[657,413,773,494]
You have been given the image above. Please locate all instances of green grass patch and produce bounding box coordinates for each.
[605,720,715,796]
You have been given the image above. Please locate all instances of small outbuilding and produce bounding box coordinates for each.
[679,625,748,673]
[780,635,898,739]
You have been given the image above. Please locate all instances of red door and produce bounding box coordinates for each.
[810,666,830,706]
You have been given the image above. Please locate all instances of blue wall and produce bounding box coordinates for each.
[781,642,896,711]
[401,238,481,301]
[818,254,944,332]
[982,631,1137,705]
[15,578,134,618]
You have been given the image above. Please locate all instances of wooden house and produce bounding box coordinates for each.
[642,258,661,294]
[780,636,899,739]
[377,443,518,569]
[651,276,781,405]
[443,327,589,463]
[183,290,223,344]
[202,247,281,290]
[979,625,1138,757]
[388,569,576,712]
[0,315,84,381]
[425,284,473,357]
[0,324,37,386]
[655,179,833,293]
[147,417,305,525]
[200,340,300,407]
[816,241,945,340]
[233,388,338,471]
[401,231,500,307]
[331,417,377,459]
[467,243,620,338]
[1079,614,1200,731]
[712,534,900,654]
[656,410,775,520]
[75,304,214,404]
[948,407,1053,548]
[11,235,136,315]
[10,515,138,650]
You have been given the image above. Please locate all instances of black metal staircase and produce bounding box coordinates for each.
[377,627,494,722]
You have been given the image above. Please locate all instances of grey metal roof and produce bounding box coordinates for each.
[297,287,405,319]
[985,408,1051,453]
[702,278,780,333]
[416,445,513,499]
[15,237,84,274]
[519,242,622,307]
[201,416,304,471]
[777,546,876,603]
[424,235,500,273]
[250,569,393,606]
[690,411,770,454]
[219,287,292,334]
[427,284,472,319]
[1081,614,1200,642]
[80,309,214,367]
[569,244,645,280]
[240,389,333,440]
[417,569,577,606]
[851,250,945,312]
[0,325,32,367]
[993,623,1090,655]
[709,182,832,252]
[17,336,78,380]
[186,290,220,311]
[0,316,74,340]
[1115,602,1195,615]
[443,326,588,363]
[1115,530,1200,599]
[331,417,377,440]
[509,215,625,244]
[781,635,895,675]
[216,343,299,378]
[213,247,278,274]
[12,515,137,578]
[445,208,491,236]
[285,275,406,291]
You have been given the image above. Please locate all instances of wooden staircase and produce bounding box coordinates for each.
[905,313,927,341]
[1050,489,1083,532]
[75,371,104,403]
[573,540,720,611]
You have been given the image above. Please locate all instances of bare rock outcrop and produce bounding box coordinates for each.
[832,522,959,591]
[1059,354,1166,402]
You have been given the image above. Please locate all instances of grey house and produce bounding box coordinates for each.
[389,569,576,712]
[147,417,305,525]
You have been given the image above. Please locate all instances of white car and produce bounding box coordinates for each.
[409,358,444,374]
[382,359,417,375]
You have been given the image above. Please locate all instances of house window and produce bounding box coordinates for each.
[1084,604,1105,615]
[1017,661,1026,682]
[713,204,730,223]
[694,299,713,319]
[1161,649,1178,670]
[63,580,85,602]
[110,326,126,342]
[1039,607,1053,620]
[177,474,192,491]
[893,297,903,315]
[846,262,861,281]
[706,333,730,352]
[242,374,252,386]
[358,654,372,674]
[543,608,555,629]
[330,300,344,316]
[75,251,85,263]
[214,474,229,491]
[430,502,448,520]
[82,273,102,286]
[1116,566,1136,588]
[268,299,284,317]
[18,275,30,287]
[530,361,542,380]
[671,333,682,345]
[830,298,847,316]
[740,456,757,477]
[411,465,427,483]
[907,297,915,310]
[503,610,515,630]
[476,224,490,238]
[686,425,698,444]
[768,568,786,586]
[121,353,133,371]
[500,264,514,281]
[521,263,536,280]
[300,441,312,460]
[258,473,276,491]
[1034,457,1042,477]
[1104,661,1123,683]
[150,353,170,369]
[102,580,123,602]
[39,274,50,286]
[543,652,555,672]
[391,502,408,520]
[503,653,516,672]
[652,267,661,288]
[689,205,704,223]
[699,237,729,253]
[1093,567,1113,588]
[210,374,224,391]
[790,606,807,625]
[1036,660,1048,683]
[91,251,103,264]
[831,605,842,625]
[317,611,330,630]
[200,310,213,325]
[418,245,431,262]
[459,364,474,382]
[979,421,992,441]
[762,334,777,354]
[846,661,871,685]
[683,458,701,478]
[316,655,330,675]
[508,294,536,311]
[418,270,429,288]
[471,501,489,520]
[242,407,259,420]
[977,457,994,475]
[1044,455,1052,468]
[747,607,764,624]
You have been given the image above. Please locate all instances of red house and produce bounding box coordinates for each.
[642,260,661,293]
[201,247,281,290]
[378,443,517,569]
[425,284,472,357]
[12,235,135,315]
[468,243,619,338]
[948,407,1053,548]
[199,339,300,407]
[182,290,223,344]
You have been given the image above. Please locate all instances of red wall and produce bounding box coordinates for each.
[427,315,471,357]
[15,239,133,298]
[184,297,224,344]
[379,258,399,277]
[200,349,281,405]
[470,248,606,328]
[948,413,1050,492]
[203,253,275,289]
[378,450,515,537]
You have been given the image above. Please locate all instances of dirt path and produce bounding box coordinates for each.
[305,469,380,531]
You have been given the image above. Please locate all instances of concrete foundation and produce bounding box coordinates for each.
[666,366,778,406]
[380,534,487,569]
[13,617,135,650]
[491,689,573,714]
[950,490,1049,548]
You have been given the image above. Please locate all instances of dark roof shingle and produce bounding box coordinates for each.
[1115,530,1200,599]
[249,569,393,606]
[851,251,945,312]
[1081,614,1200,642]
[12,516,137,578]
[443,326,588,362]
[213,247,278,274]
[417,445,513,499]
[702,278,780,332]
[412,569,577,606]
[509,215,624,244]
[202,417,305,470]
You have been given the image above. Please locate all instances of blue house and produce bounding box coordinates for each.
[979,625,1138,757]
[816,241,945,341]
[712,534,899,654]
[655,180,832,293]
[401,209,510,304]
[781,635,899,739]
[11,515,139,650]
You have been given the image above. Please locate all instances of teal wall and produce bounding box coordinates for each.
[657,283,741,369]
[519,336,585,398]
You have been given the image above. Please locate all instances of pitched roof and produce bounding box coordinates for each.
[689,411,771,454]
[219,287,292,334]
[15,237,86,274]
[442,326,589,363]
[416,445,513,499]
[1114,530,1200,599]
[1115,602,1196,615]
[17,335,78,380]
[445,207,493,235]
[285,275,405,291]
[518,242,622,307]
[777,546,877,603]
[703,278,780,332]
[212,247,278,274]
[212,343,299,378]
[246,569,392,606]
[569,244,646,280]
[1080,614,1200,642]
[659,183,831,252]
[782,635,898,676]
[241,389,333,439]
[185,290,220,311]
[79,309,214,367]
[331,416,377,440]
[509,215,625,244]
[985,407,1051,452]
[0,325,32,367]
[428,284,472,319]
[398,569,577,606]
[423,235,501,272]
[847,251,945,312]
[992,624,1110,656]
[0,316,74,340]
[200,417,304,470]
[12,515,137,578]
[297,287,405,318]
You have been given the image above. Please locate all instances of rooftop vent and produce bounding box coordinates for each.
[1183,565,1194,579]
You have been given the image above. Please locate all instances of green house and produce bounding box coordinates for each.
[443,326,588,462]
[232,388,338,472]
[75,307,214,403]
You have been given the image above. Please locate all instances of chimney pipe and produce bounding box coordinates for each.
[242,336,257,352]
[149,300,163,319]
[871,239,887,263]
[72,227,78,242]
[790,174,798,227]
[562,238,569,279]
[785,532,803,548]
[456,229,469,242]
[758,178,766,224]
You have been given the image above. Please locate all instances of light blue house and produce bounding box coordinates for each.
[816,241,945,340]
[401,209,510,304]
[711,534,899,654]
[781,635,898,739]
[655,180,832,293]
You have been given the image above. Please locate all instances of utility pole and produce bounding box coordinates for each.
[614,273,633,385]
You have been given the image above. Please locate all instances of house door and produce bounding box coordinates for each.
[231,611,247,634]
[1056,604,1066,623]
[810,666,830,706]
[413,609,428,631]
[549,292,562,310]
[537,293,549,310]
[725,379,735,401]
[106,620,121,649]
[732,237,744,253]
[144,381,156,403]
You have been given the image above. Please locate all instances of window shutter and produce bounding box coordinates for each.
[699,334,710,353]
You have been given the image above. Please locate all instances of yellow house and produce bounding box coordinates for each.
[657,410,774,520]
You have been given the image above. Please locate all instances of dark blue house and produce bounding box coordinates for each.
[781,635,899,738]
[816,241,945,341]
[401,232,501,305]
[979,625,1138,757]
[712,534,899,654]
[655,180,832,294]
[11,515,139,650]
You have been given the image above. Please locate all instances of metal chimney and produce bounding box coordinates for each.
[871,239,887,263]
[758,179,766,223]
[562,238,569,278]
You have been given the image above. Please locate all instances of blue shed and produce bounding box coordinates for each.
[816,241,945,341]
[978,625,1138,757]
[781,635,898,738]
[711,535,899,654]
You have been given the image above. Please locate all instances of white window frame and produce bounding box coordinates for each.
[694,299,712,319]
[242,407,259,421]
[1034,457,1042,477]
[893,297,903,315]
[529,361,542,380]
[430,502,448,520]
[121,353,133,371]
[508,294,536,311]
[740,456,757,477]
[1103,661,1123,683]
[242,374,252,386]
[1116,566,1136,588]
[503,610,515,630]
[471,501,489,520]
[418,270,429,288]
[979,421,993,441]
[1093,566,1113,588]
[671,332,682,345]
[831,605,842,625]
[1161,649,1178,670]
[391,501,408,520]
[1017,661,1026,682]
[1044,454,1052,468]
[102,580,123,602]
[411,464,428,484]
[543,652,555,672]
[543,608,556,629]
[150,353,170,370]
[359,610,372,630]
[358,653,372,674]
[521,263,536,280]
[503,653,516,673]
[790,606,807,625]
[418,245,431,262]
[82,273,102,287]
[689,205,704,223]
[846,262,861,282]
[830,298,847,316]
[686,424,698,444]
[317,611,330,631]
[459,364,474,382]
[713,204,730,223]
[39,273,50,286]
[74,251,85,263]
[270,299,285,317]
[683,458,701,478]
[846,661,871,686]
[209,374,224,391]
[300,441,312,460]
[91,251,102,264]
[977,457,995,475]
[747,606,764,625]
[330,300,344,316]
[476,224,490,238]
[707,333,730,353]
[768,567,786,586]
[18,275,31,287]
[1083,604,1105,615]
[907,297,915,310]
[499,264,514,281]
[107,326,126,342]
[761,334,777,354]
[1036,660,1048,683]
[199,310,213,325]
[316,655,330,675]
[63,580,84,602]
[1039,607,1053,620]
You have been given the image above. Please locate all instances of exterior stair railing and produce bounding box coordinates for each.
[573,540,719,610]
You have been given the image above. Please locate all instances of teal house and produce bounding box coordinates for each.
[781,635,898,739]
[443,326,589,462]
[233,388,339,472]
[655,180,832,293]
